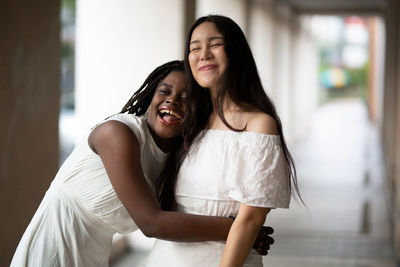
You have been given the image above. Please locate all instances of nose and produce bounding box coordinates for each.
[200,47,211,61]
[165,95,180,107]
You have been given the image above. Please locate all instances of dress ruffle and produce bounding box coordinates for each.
[177,129,290,209]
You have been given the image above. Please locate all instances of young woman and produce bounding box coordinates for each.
[11,61,273,267]
[146,16,301,267]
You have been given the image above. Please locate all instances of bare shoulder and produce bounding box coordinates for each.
[246,112,278,135]
[88,120,138,154]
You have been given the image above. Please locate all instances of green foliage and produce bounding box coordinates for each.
[346,62,368,88]
[62,0,76,16]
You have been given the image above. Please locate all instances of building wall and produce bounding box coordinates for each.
[383,0,400,258]
[289,16,319,141]
[248,0,275,96]
[75,0,185,134]
[196,0,248,31]
[0,1,60,265]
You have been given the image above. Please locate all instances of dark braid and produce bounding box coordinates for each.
[120,60,184,116]
[120,60,184,210]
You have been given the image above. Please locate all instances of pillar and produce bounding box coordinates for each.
[0,0,60,265]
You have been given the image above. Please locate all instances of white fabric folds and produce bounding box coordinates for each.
[146,129,290,267]
[11,114,167,267]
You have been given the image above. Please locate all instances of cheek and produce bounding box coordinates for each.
[189,55,197,71]
[146,103,158,124]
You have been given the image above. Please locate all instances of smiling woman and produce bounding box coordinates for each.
[145,15,299,267]
[188,22,227,94]
[146,71,186,147]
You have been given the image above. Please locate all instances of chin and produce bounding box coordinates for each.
[155,126,181,140]
[198,79,217,89]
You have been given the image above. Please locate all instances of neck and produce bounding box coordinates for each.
[147,124,178,153]
[210,91,238,114]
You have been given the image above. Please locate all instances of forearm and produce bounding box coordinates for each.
[219,219,261,267]
[144,210,233,242]
[219,204,269,267]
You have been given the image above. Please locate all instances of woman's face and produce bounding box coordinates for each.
[146,71,187,140]
[188,22,227,91]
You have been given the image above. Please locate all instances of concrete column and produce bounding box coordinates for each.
[0,0,60,265]
[384,0,400,259]
[289,16,319,141]
[394,0,400,258]
[195,0,248,33]
[75,0,185,133]
[270,3,293,138]
[383,0,398,179]
[184,0,196,39]
[248,0,275,94]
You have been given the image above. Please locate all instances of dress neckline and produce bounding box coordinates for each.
[203,128,280,138]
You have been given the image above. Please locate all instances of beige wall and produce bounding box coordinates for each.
[0,0,60,265]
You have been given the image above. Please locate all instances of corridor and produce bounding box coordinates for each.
[264,98,395,266]
[112,98,396,266]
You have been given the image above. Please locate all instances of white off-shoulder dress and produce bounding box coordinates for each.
[145,130,290,267]
[11,114,167,267]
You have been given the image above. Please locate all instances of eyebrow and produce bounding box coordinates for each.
[190,36,224,45]
[158,82,172,88]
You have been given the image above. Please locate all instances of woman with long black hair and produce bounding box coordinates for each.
[147,16,301,267]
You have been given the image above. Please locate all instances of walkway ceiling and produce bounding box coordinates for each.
[282,0,387,15]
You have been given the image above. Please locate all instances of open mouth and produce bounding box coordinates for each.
[158,109,182,126]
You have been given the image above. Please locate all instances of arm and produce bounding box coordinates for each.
[89,120,232,242]
[220,204,269,267]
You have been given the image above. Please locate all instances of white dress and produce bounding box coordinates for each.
[146,129,290,267]
[11,114,167,267]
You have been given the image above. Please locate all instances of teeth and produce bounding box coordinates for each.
[159,109,182,119]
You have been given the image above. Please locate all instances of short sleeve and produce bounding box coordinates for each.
[226,134,290,209]
[104,113,144,143]
[175,131,291,211]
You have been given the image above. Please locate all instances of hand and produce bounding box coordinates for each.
[252,226,274,255]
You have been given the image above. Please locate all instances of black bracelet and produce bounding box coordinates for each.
[228,216,236,221]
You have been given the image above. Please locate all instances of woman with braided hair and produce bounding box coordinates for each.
[11,60,273,267]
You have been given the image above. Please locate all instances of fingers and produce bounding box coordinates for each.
[253,225,275,255]
[261,226,274,235]
[255,243,270,256]
[264,235,274,245]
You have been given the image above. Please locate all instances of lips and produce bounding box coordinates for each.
[157,108,183,126]
[199,64,217,71]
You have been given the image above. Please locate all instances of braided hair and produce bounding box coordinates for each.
[120,60,184,115]
[119,60,184,210]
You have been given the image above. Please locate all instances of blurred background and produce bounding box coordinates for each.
[2,0,400,266]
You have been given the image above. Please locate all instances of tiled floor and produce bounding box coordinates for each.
[112,98,397,266]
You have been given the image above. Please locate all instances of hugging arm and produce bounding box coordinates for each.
[89,120,234,242]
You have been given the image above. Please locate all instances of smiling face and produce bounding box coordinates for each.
[188,21,228,94]
[146,71,187,142]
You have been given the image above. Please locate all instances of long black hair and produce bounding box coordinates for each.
[158,15,302,210]
[119,60,185,209]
